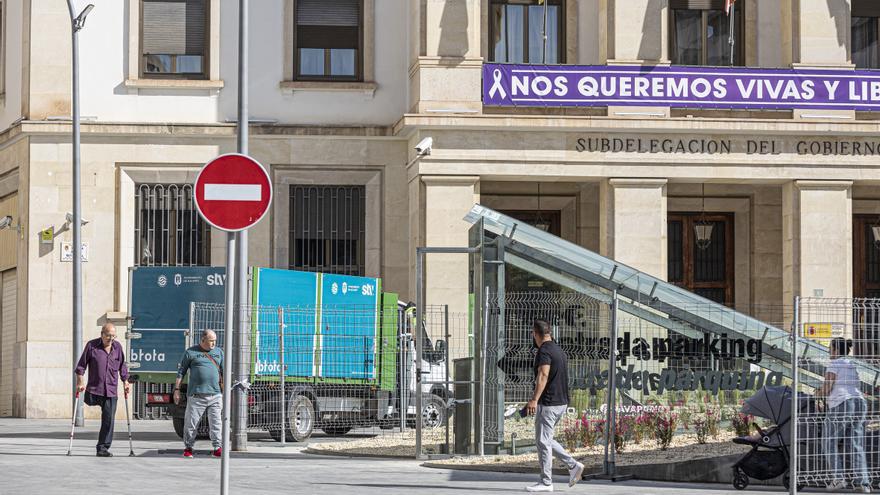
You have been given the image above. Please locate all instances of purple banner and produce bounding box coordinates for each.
[482,64,880,110]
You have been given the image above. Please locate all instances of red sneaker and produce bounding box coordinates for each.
[212,447,221,458]
[183,448,194,458]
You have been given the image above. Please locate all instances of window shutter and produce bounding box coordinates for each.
[142,0,206,55]
[296,0,360,27]
[669,0,725,10]
[853,0,880,18]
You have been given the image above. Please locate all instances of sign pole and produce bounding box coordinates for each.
[232,0,250,454]
[193,151,271,495]
[220,234,236,495]
[66,0,85,428]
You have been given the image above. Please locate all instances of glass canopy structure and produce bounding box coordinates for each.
[464,204,880,453]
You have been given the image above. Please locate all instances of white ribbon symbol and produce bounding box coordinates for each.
[488,69,507,99]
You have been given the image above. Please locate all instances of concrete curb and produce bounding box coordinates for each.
[303,448,417,460]
[153,448,305,459]
[423,453,785,487]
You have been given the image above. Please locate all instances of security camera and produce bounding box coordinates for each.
[414,137,433,155]
[65,212,90,225]
[0,215,11,230]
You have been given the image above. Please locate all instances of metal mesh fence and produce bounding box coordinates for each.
[794,298,880,492]
[186,302,472,455]
[179,287,829,471]
[483,292,610,453]
[475,288,814,485]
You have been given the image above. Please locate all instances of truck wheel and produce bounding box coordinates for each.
[421,394,447,429]
[173,417,185,439]
[289,395,315,441]
[268,395,315,442]
[321,425,352,437]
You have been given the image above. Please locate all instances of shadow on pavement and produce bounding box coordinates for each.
[0,431,179,441]
[312,482,502,492]
[0,451,85,457]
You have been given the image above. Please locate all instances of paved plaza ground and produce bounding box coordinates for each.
[0,418,785,494]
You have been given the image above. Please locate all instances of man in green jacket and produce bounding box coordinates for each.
[174,329,223,458]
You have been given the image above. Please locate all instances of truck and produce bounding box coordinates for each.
[128,266,451,441]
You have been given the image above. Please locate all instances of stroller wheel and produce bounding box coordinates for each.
[733,469,749,490]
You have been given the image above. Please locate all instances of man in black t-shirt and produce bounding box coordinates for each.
[524,320,584,492]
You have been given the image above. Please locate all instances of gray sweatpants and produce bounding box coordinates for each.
[184,393,222,449]
[535,404,577,486]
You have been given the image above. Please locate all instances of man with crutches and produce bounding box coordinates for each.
[73,323,131,457]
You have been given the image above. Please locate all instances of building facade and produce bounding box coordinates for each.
[1,0,880,417]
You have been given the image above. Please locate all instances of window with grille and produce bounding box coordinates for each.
[289,185,365,276]
[669,0,743,66]
[140,0,209,78]
[489,0,564,64]
[294,0,363,81]
[854,215,880,360]
[667,212,735,372]
[854,215,880,298]
[134,184,211,266]
[667,212,735,305]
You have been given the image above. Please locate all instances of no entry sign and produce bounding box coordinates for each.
[194,154,272,232]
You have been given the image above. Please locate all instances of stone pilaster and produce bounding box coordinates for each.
[409,175,479,319]
[782,180,853,306]
[599,178,668,280]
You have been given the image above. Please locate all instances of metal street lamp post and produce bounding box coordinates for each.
[65,0,94,428]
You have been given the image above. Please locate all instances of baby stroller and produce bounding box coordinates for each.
[731,385,811,491]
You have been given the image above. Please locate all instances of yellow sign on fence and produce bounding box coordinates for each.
[804,323,832,339]
[803,322,841,347]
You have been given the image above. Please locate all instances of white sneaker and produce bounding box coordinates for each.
[525,483,554,492]
[569,462,585,487]
[856,486,873,494]
[826,480,847,491]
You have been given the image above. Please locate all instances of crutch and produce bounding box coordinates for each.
[66,391,80,456]
[124,389,135,456]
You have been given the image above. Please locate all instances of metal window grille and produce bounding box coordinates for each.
[668,213,734,306]
[134,183,211,267]
[289,185,365,276]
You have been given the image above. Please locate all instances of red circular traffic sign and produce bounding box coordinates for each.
[194,154,272,232]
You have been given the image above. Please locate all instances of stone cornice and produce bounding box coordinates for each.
[15,121,396,139]
[393,113,880,137]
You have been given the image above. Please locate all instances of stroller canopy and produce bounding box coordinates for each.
[740,385,812,447]
[741,386,810,425]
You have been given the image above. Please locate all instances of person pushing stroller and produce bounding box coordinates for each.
[819,337,871,493]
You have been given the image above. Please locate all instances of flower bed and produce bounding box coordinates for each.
[306,394,761,464]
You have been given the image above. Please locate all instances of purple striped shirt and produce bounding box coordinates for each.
[75,338,129,398]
